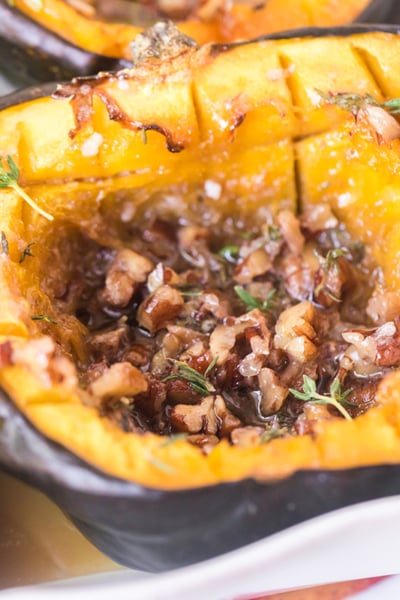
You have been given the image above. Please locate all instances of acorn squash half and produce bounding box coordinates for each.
[2,24,400,571]
[0,0,398,82]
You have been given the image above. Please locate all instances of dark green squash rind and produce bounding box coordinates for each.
[0,0,131,85]
[2,390,400,571]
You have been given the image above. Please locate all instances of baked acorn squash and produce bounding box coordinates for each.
[3,24,400,571]
[0,0,398,82]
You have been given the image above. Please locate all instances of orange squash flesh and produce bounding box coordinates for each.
[12,0,373,55]
[1,32,400,490]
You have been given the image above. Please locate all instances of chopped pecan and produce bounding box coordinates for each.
[231,426,264,448]
[88,325,129,361]
[147,263,181,293]
[170,394,240,436]
[138,285,184,334]
[90,362,148,399]
[274,301,318,362]
[258,367,288,416]
[300,204,338,234]
[101,249,153,307]
[277,209,305,255]
[170,396,217,434]
[233,248,272,284]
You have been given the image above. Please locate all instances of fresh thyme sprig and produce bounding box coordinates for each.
[31,314,58,324]
[290,375,353,421]
[234,285,276,313]
[0,156,54,221]
[219,245,240,263]
[325,248,347,272]
[317,90,400,117]
[267,224,281,241]
[163,360,216,396]
[19,242,35,264]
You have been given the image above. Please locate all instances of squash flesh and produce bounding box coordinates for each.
[11,0,373,55]
[2,32,400,489]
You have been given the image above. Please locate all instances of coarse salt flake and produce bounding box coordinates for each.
[81,133,104,158]
[204,180,222,200]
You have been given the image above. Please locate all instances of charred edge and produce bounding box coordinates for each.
[227,111,247,142]
[95,88,185,153]
[207,43,235,59]
[143,125,185,153]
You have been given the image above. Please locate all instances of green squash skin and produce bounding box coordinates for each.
[2,390,400,571]
[2,24,400,571]
[0,0,130,85]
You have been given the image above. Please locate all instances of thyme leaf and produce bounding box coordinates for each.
[204,354,218,377]
[317,90,400,117]
[234,285,276,313]
[163,360,216,396]
[19,242,35,264]
[325,248,347,271]
[219,245,240,263]
[290,375,353,421]
[0,156,54,221]
[31,314,58,324]
[267,224,281,241]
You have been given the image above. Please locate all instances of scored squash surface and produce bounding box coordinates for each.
[2,31,400,489]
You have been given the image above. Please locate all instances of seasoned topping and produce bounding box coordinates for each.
[101,249,153,307]
[138,285,184,333]
[258,367,288,416]
[274,301,318,363]
[90,362,148,400]
[40,204,392,450]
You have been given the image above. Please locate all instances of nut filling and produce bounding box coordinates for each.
[32,205,400,452]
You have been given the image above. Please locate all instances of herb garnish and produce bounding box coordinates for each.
[1,231,8,255]
[31,314,58,324]
[219,245,240,263]
[290,375,353,421]
[234,285,276,312]
[317,90,400,117]
[163,360,216,396]
[19,242,35,264]
[267,224,281,241]
[0,156,54,221]
[325,248,347,271]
